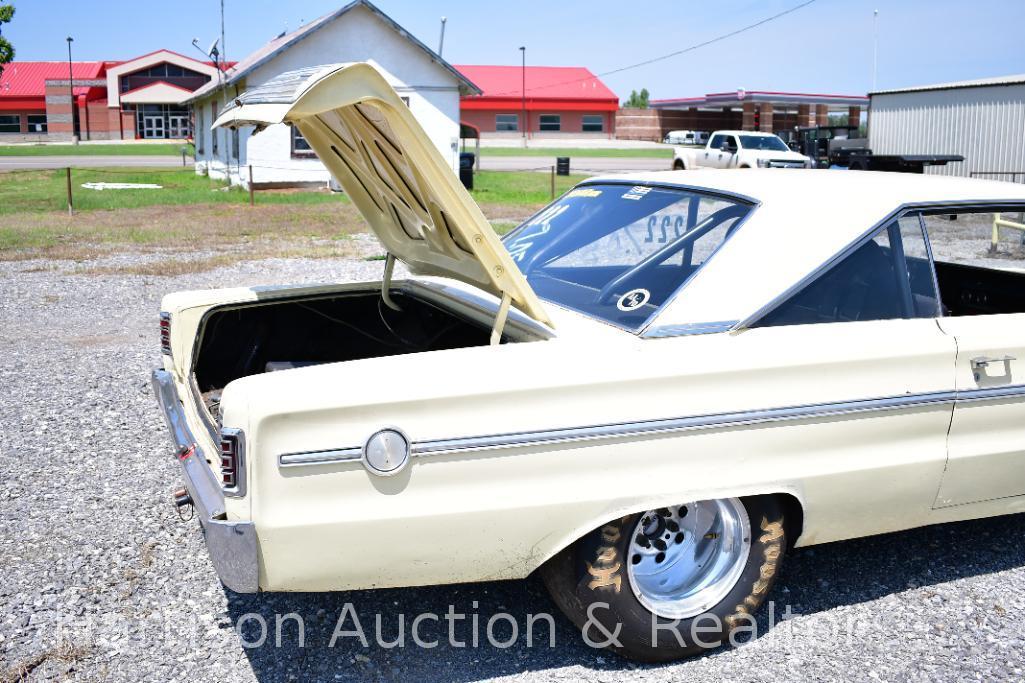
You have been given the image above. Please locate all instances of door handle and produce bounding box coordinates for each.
[971,355,1016,370]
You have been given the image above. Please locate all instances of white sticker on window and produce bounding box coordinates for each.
[622,186,652,201]
[617,288,651,311]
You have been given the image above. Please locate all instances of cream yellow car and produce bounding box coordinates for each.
[152,63,1025,661]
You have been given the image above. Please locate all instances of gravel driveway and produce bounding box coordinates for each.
[3,253,1025,682]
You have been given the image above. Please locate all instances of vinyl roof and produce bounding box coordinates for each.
[870,73,1025,96]
[454,65,618,101]
[186,0,479,103]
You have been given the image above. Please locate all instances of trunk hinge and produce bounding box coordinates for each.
[381,253,402,311]
[490,292,512,346]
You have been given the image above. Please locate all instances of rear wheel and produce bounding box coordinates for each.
[540,495,787,662]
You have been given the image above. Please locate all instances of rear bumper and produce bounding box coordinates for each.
[151,369,258,593]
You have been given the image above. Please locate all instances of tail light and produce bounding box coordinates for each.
[159,312,172,356]
[219,428,246,496]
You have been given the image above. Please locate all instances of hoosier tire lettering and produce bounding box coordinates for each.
[540,496,789,662]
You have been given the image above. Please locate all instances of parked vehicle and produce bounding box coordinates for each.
[673,130,812,170]
[793,125,964,173]
[154,62,1025,662]
[664,129,708,146]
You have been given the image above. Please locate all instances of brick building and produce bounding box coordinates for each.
[456,65,618,138]
[0,50,223,141]
[619,89,869,142]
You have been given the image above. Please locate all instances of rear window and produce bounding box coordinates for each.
[503,184,754,331]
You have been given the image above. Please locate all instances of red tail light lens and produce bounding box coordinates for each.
[159,312,172,356]
[219,428,245,496]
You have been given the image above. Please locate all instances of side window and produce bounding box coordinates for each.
[709,134,725,150]
[922,208,1025,316]
[195,108,205,154]
[727,136,739,151]
[897,216,941,318]
[211,102,219,155]
[759,217,938,327]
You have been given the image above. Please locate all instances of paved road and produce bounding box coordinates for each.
[479,155,671,174]
[0,155,190,170]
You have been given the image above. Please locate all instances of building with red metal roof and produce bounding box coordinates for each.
[456,65,619,138]
[0,50,224,141]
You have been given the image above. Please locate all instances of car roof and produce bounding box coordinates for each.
[580,170,1025,331]
[713,130,777,136]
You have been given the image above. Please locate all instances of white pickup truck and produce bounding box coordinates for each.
[673,130,812,170]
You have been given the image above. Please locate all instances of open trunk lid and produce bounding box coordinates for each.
[212,62,552,327]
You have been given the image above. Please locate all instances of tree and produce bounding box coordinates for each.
[0,2,14,77]
[623,88,650,109]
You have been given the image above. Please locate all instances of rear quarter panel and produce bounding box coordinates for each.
[230,318,955,591]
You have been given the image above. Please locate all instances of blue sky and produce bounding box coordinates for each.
[7,0,1024,99]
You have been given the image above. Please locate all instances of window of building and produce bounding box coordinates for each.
[292,125,314,158]
[195,109,204,153]
[758,217,939,327]
[539,114,561,132]
[27,115,47,133]
[0,115,20,133]
[166,64,184,78]
[496,114,518,131]
[231,129,240,160]
[211,102,219,155]
[582,114,604,133]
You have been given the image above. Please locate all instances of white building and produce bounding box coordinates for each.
[869,74,1025,181]
[187,0,479,186]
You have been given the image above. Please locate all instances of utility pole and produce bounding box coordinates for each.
[219,0,230,183]
[872,9,879,92]
[438,17,447,57]
[519,46,526,142]
[66,36,76,143]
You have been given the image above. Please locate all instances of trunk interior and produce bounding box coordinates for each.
[193,289,514,421]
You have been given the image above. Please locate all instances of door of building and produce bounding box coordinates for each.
[168,116,190,139]
[143,115,165,139]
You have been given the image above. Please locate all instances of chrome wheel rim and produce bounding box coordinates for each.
[626,498,751,619]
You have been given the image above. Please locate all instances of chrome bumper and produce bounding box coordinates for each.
[151,369,258,593]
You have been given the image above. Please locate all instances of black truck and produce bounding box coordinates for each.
[792,125,964,174]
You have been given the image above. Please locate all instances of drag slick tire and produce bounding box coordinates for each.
[540,495,787,662]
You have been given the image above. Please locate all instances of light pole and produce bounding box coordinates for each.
[66,36,77,143]
[519,46,526,141]
[872,9,879,92]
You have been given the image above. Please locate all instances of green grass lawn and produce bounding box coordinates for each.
[477,147,672,159]
[0,143,194,157]
[0,168,337,215]
[0,168,577,262]
[471,170,587,205]
[0,167,580,216]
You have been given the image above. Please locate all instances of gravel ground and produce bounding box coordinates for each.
[3,248,1025,682]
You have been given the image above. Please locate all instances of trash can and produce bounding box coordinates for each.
[459,152,475,190]
[556,157,570,176]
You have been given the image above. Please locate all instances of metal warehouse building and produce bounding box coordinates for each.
[869,74,1025,181]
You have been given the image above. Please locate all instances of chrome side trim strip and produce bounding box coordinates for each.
[413,390,958,456]
[956,384,1025,403]
[277,388,969,468]
[279,446,363,468]
[642,320,738,339]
